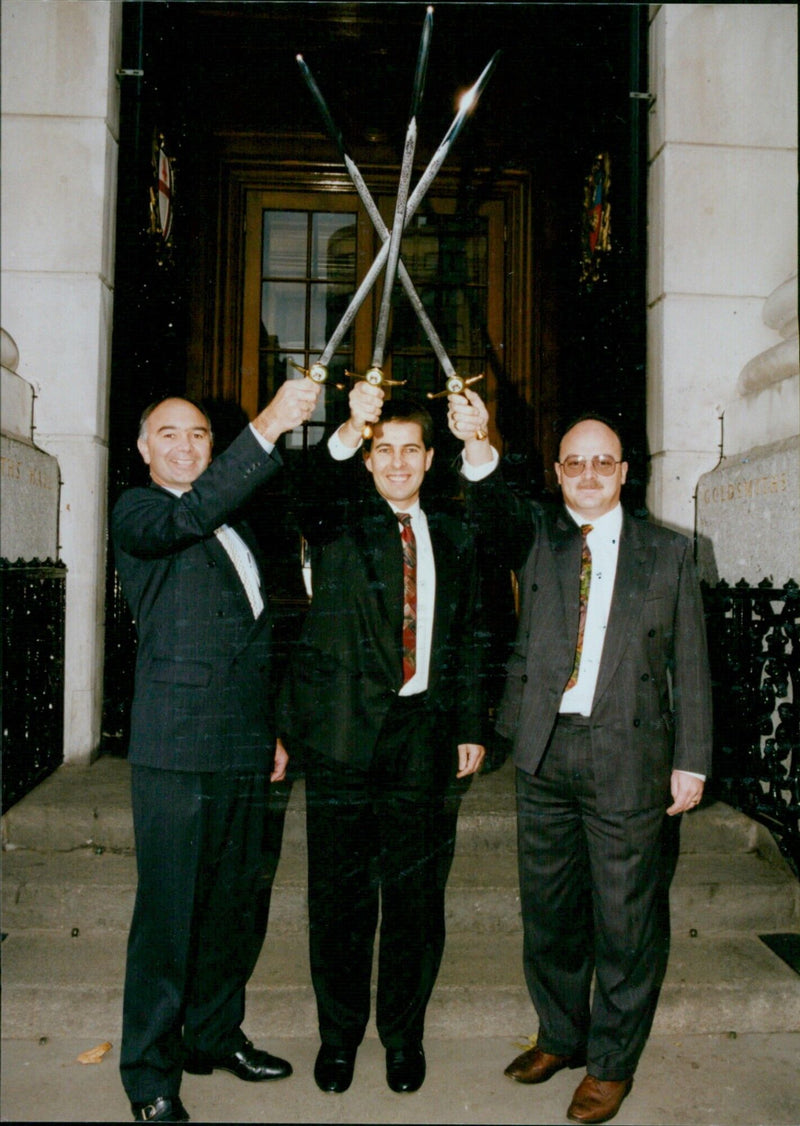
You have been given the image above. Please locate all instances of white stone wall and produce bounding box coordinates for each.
[646,4,798,538]
[1,1,122,764]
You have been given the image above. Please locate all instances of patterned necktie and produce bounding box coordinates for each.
[565,523,593,690]
[397,512,417,683]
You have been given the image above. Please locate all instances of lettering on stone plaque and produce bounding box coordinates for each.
[28,465,54,490]
[1,455,22,480]
[701,472,789,507]
[0,455,55,489]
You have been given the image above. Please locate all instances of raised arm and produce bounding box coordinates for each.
[447,389,536,572]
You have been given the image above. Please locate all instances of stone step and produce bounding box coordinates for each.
[0,759,518,855]
[2,755,788,859]
[3,927,799,1043]
[4,840,798,937]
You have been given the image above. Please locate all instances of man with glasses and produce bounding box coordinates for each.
[447,393,712,1126]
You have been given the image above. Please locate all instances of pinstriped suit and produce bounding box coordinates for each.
[465,467,713,1080]
[112,427,286,1104]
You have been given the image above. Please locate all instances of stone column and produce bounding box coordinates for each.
[1,330,60,562]
[646,5,797,538]
[696,275,799,584]
[1,1,123,764]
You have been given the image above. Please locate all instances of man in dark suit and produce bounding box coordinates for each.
[279,382,486,1096]
[112,381,320,1123]
[448,391,712,1125]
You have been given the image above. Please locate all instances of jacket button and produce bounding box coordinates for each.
[633,718,641,728]
[531,583,538,592]
[521,674,528,683]
[641,673,650,682]
[648,628,656,637]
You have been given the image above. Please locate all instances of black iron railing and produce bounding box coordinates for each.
[703,578,800,878]
[1,559,67,812]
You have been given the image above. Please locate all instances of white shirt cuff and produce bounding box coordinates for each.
[460,446,500,480]
[248,423,275,455]
[328,427,361,460]
[676,770,706,781]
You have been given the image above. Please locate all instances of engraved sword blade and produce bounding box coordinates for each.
[371,6,433,370]
[315,49,500,369]
[297,53,455,378]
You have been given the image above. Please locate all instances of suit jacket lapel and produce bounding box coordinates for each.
[551,508,583,649]
[427,514,460,684]
[350,500,405,680]
[593,513,655,703]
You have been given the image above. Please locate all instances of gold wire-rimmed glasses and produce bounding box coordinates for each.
[558,455,623,477]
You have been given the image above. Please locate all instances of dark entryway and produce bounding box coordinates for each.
[102,2,649,752]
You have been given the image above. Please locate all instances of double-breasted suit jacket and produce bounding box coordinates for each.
[112,427,284,773]
[279,451,484,767]
[467,469,713,803]
[114,425,292,1105]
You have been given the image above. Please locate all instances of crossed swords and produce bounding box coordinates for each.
[293,6,497,438]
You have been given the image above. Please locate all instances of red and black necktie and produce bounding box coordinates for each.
[397,513,417,683]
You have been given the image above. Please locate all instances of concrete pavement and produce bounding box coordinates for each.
[2,1031,800,1123]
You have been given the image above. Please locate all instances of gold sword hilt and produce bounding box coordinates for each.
[340,367,407,439]
[428,373,487,440]
[289,359,329,384]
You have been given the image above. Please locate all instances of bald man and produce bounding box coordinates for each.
[448,392,712,1125]
[112,380,319,1123]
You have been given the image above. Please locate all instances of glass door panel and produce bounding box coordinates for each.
[242,188,504,446]
[389,207,498,398]
[243,195,365,447]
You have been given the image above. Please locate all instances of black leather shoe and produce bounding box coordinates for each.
[183,1039,292,1082]
[386,1045,426,1093]
[131,1095,190,1122]
[314,1044,357,1093]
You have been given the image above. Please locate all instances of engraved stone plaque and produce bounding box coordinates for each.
[696,436,799,585]
[1,434,60,562]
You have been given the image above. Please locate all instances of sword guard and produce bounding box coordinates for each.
[343,368,407,388]
[428,373,487,439]
[289,359,329,384]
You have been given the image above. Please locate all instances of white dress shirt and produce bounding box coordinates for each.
[393,501,436,696]
[328,428,435,695]
[162,420,274,619]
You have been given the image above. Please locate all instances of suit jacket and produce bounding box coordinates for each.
[279,449,485,768]
[111,427,284,773]
[466,467,713,812]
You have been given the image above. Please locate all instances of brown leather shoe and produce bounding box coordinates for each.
[504,1046,585,1084]
[567,1074,633,1124]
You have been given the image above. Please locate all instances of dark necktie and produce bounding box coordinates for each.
[565,523,593,690]
[397,513,417,683]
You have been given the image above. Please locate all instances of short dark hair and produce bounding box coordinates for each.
[138,397,213,441]
[365,398,435,450]
[558,412,625,461]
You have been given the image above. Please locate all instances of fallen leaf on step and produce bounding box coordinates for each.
[76,1041,112,1064]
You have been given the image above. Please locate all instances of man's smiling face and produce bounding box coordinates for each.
[137,398,213,493]
[363,419,434,510]
[555,418,628,520]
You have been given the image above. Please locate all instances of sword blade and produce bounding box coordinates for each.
[371,7,433,369]
[317,49,500,368]
[297,54,456,377]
